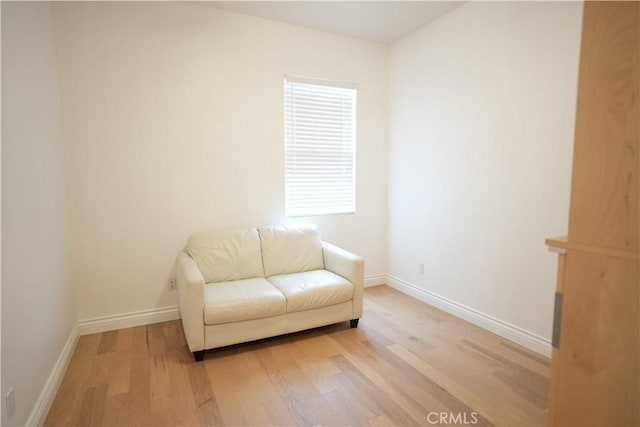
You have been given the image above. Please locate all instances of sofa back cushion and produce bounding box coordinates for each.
[187,228,264,283]
[258,225,324,277]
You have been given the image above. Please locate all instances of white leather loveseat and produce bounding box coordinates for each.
[175,225,364,361]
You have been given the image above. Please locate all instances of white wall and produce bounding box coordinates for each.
[1,2,77,425]
[388,2,583,343]
[52,2,388,321]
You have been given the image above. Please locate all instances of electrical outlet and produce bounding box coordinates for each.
[418,263,425,275]
[5,387,15,422]
[168,278,177,290]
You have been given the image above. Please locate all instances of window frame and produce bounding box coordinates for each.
[284,74,357,218]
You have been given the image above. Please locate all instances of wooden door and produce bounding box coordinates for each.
[547,2,639,425]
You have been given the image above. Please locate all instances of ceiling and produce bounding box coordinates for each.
[208,1,466,43]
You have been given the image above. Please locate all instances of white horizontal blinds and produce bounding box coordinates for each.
[284,75,356,217]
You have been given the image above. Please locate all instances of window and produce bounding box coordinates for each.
[284,75,356,217]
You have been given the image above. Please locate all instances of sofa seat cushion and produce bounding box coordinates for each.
[267,270,354,313]
[204,278,285,325]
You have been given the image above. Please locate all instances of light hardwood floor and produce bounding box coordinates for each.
[45,285,549,426]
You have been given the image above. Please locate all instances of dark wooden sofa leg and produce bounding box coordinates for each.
[350,319,359,328]
[193,350,205,362]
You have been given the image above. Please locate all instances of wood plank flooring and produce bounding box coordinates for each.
[45,285,549,426]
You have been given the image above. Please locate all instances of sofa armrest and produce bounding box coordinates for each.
[176,252,205,352]
[322,241,364,318]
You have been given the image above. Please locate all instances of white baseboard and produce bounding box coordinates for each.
[78,306,180,336]
[26,324,79,427]
[364,274,387,288]
[385,274,552,358]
